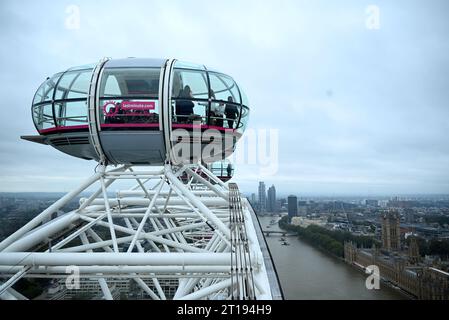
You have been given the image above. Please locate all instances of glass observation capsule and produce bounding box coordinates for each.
[24,58,250,165]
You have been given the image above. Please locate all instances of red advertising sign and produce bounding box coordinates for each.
[121,101,155,111]
[103,100,156,117]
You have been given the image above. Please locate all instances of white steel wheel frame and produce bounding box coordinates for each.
[0,164,272,300]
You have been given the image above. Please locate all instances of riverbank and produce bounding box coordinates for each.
[346,260,415,299]
[277,216,412,299]
[260,216,405,299]
[278,216,376,259]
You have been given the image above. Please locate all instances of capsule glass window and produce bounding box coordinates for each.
[32,73,62,105]
[100,68,160,97]
[237,106,250,133]
[172,69,209,100]
[208,73,240,104]
[32,103,55,130]
[55,69,92,100]
[99,68,161,126]
[237,83,249,107]
[54,101,88,127]
[171,69,209,125]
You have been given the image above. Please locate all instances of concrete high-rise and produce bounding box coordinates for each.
[267,185,276,213]
[258,182,266,212]
[287,195,298,221]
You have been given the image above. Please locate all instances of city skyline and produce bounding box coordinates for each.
[245,180,449,199]
[2,190,448,300]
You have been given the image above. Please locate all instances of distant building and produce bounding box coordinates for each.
[279,198,286,211]
[381,211,401,251]
[290,216,302,226]
[379,200,389,208]
[267,185,276,213]
[408,236,420,264]
[344,242,449,300]
[275,199,282,212]
[297,200,307,216]
[365,199,378,207]
[405,209,415,224]
[258,182,266,212]
[388,200,416,208]
[287,195,298,221]
[250,193,256,205]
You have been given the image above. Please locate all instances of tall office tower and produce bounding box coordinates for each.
[267,185,276,213]
[258,181,266,212]
[287,195,298,221]
[381,211,401,251]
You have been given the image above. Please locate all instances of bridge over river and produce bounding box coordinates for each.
[262,230,296,237]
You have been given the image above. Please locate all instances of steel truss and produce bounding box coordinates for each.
[0,164,272,300]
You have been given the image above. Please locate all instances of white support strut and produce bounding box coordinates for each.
[0,164,273,300]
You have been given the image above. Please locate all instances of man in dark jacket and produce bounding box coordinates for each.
[176,85,194,123]
[224,96,239,129]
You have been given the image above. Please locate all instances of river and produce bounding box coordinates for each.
[258,215,407,300]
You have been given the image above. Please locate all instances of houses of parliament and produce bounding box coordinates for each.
[344,211,449,299]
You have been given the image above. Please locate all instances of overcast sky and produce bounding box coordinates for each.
[0,0,448,196]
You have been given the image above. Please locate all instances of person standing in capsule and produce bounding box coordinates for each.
[176,85,194,123]
[225,96,239,129]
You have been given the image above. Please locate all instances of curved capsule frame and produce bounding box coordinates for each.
[88,58,177,164]
[29,58,250,165]
[88,57,110,164]
[161,58,176,163]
